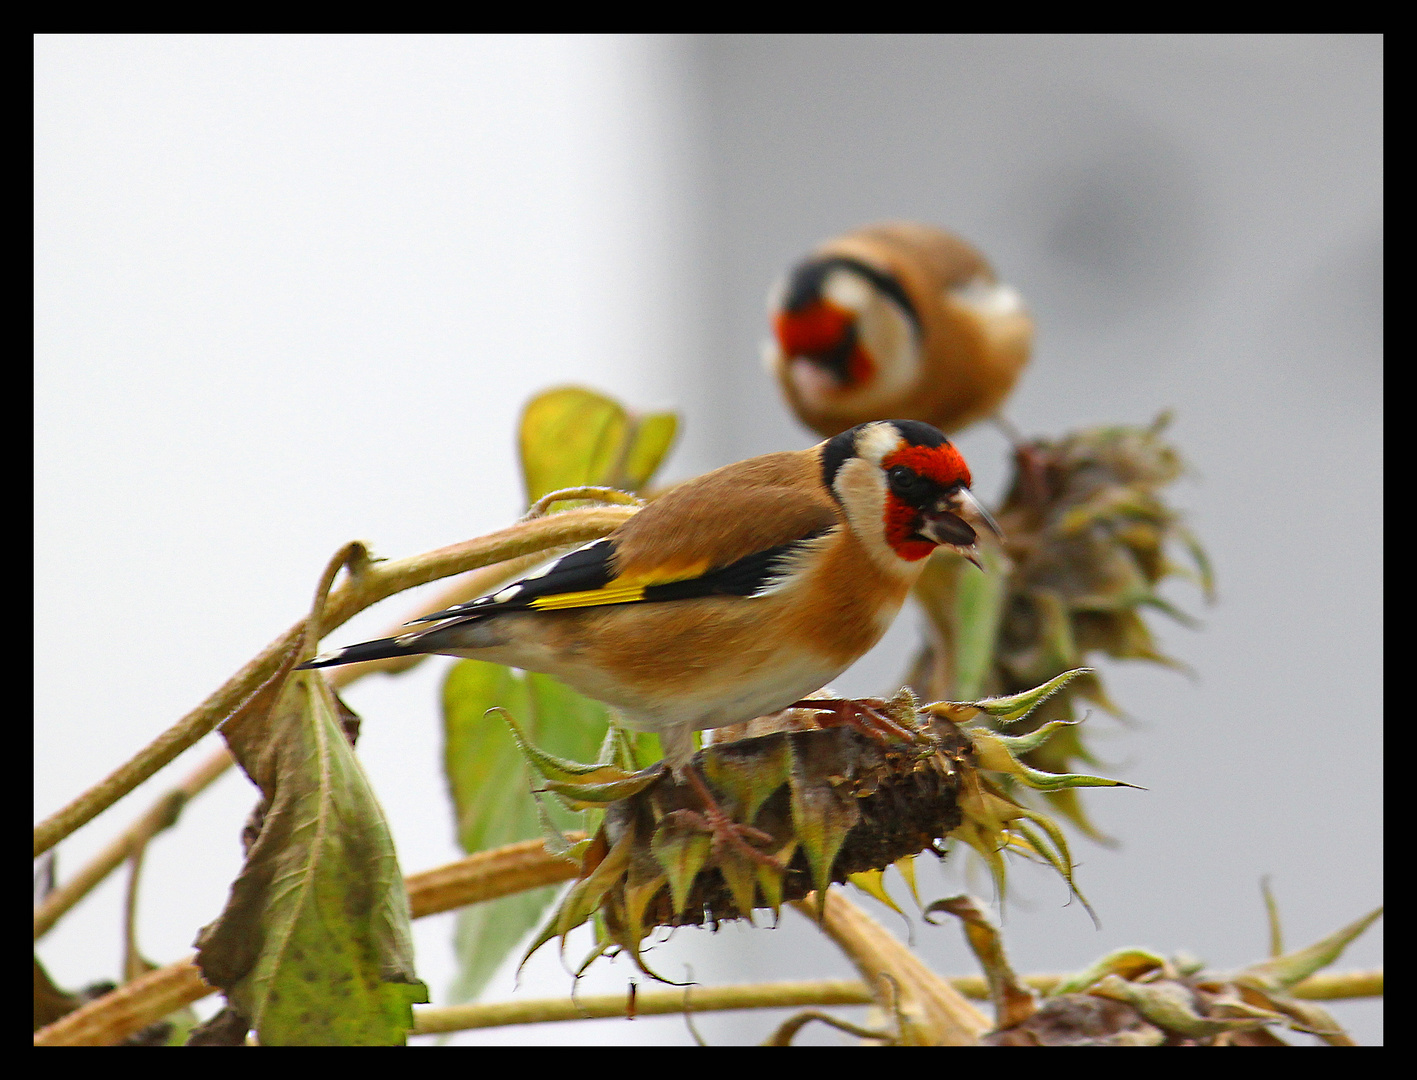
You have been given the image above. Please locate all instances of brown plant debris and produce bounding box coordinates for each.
[932,891,1383,1046]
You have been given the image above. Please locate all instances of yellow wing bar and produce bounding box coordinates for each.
[528,584,649,610]
[524,556,717,611]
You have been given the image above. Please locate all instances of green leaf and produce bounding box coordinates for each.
[787,732,862,916]
[525,672,617,772]
[620,412,679,491]
[1051,948,1168,996]
[598,722,666,773]
[1091,975,1278,1038]
[450,881,564,1006]
[541,769,664,810]
[519,387,629,504]
[651,814,714,917]
[989,717,1082,757]
[965,669,1091,725]
[195,671,427,1045]
[443,661,535,855]
[517,386,679,503]
[441,660,614,1003]
[848,868,905,918]
[1237,906,1384,992]
[700,733,791,826]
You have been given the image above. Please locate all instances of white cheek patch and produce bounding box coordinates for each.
[822,268,920,404]
[833,455,914,576]
[789,358,844,405]
[761,336,784,375]
[853,295,919,398]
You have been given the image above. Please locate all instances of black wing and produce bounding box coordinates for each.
[411,528,831,624]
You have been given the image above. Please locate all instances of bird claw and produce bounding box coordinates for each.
[678,765,784,869]
[674,807,783,869]
[788,696,928,748]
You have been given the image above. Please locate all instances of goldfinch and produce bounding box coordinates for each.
[301,420,996,850]
[766,222,1033,439]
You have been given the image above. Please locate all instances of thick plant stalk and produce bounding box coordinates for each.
[413,981,876,1035]
[34,959,212,1046]
[33,506,636,858]
[34,838,585,1045]
[792,890,991,1045]
[406,838,582,918]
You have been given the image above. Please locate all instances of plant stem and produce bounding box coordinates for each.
[34,547,563,941]
[33,506,636,858]
[33,747,231,940]
[792,890,991,1045]
[407,837,583,918]
[411,980,875,1034]
[33,831,1387,1047]
[34,957,210,1046]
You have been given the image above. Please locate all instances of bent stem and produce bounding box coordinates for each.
[34,748,231,940]
[791,890,991,1045]
[34,545,573,941]
[34,505,637,859]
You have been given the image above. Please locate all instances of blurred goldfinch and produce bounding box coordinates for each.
[301,420,996,854]
[767,222,1033,438]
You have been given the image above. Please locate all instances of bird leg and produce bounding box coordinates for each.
[673,763,783,869]
[787,696,927,747]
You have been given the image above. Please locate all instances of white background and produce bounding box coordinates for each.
[36,35,1381,1045]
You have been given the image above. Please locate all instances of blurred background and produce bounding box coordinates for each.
[35,35,1382,1044]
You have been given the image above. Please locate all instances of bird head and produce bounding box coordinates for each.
[769,254,923,420]
[823,419,1001,570]
[766,223,1033,438]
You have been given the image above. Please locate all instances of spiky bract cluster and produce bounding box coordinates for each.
[909,414,1211,837]
[508,673,1127,980]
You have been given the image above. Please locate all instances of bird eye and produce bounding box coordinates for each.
[887,465,929,502]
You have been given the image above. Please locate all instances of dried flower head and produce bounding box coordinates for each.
[506,672,1131,980]
[909,414,1211,838]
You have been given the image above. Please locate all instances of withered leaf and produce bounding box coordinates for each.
[196,669,427,1045]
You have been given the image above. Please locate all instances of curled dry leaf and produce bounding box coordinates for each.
[195,550,428,1048]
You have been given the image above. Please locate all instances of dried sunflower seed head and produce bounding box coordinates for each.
[908,415,1211,840]
[511,675,1129,980]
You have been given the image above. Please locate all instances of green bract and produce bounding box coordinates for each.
[504,676,1129,981]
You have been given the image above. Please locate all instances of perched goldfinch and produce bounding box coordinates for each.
[301,420,996,851]
[766,222,1033,439]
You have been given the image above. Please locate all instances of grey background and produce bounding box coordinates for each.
[36,35,1381,1044]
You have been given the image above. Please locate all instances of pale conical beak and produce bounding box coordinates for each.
[953,486,1004,542]
[919,487,1004,570]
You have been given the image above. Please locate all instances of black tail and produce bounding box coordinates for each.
[296,636,419,670]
